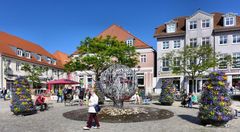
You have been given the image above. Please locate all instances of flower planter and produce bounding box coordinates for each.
[198,71,234,126]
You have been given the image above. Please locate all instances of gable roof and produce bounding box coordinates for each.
[53,50,70,65]
[154,11,240,38]
[98,24,152,49]
[154,16,187,38]
[0,32,64,69]
[187,10,213,19]
[72,24,152,55]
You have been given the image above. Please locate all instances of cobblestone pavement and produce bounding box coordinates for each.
[0,99,240,132]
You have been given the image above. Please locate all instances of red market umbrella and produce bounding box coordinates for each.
[46,79,80,92]
[47,79,80,85]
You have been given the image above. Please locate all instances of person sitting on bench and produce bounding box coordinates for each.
[191,93,198,105]
[35,94,48,111]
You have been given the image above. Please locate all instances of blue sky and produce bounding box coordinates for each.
[0,0,240,54]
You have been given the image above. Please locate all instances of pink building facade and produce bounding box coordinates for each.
[71,24,157,95]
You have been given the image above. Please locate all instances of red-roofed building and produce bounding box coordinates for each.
[72,24,157,95]
[53,50,70,65]
[0,32,67,91]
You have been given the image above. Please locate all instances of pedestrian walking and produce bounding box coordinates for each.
[57,88,63,103]
[187,92,193,108]
[83,88,100,130]
[79,88,85,106]
[3,89,8,101]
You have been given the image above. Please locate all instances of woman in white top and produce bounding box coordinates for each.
[83,89,100,130]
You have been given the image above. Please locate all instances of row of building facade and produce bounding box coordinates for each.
[0,32,68,92]
[155,10,240,94]
[1,10,240,95]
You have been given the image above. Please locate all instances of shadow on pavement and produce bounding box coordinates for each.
[178,114,201,125]
[231,94,240,101]
[179,105,199,109]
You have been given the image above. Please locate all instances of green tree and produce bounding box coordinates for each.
[163,45,219,93]
[21,63,47,88]
[65,36,139,103]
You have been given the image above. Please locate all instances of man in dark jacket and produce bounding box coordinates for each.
[3,89,7,101]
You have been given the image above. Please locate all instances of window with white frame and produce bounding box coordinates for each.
[202,19,210,28]
[232,53,240,68]
[46,68,49,76]
[87,75,93,88]
[202,37,210,46]
[17,49,23,56]
[174,40,180,48]
[16,62,21,71]
[189,21,197,29]
[25,51,31,59]
[219,35,228,44]
[79,75,84,87]
[224,17,234,26]
[173,57,180,67]
[162,41,169,49]
[162,58,169,71]
[218,54,228,69]
[188,58,197,69]
[54,69,57,75]
[47,57,51,64]
[136,73,144,86]
[36,54,41,61]
[233,35,240,44]
[140,54,147,63]
[126,39,134,46]
[190,38,197,47]
[52,59,56,65]
[167,24,176,33]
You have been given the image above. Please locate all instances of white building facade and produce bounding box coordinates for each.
[154,10,240,93]
[71,24,157,96]
[0,32,67,92]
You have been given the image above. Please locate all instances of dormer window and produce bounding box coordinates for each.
[25,51,31,59]
[47,57,51,64]
[52,59,56,65]
[223,13,236,27]
[126,39,134,46]
[36,54,41,61]
[225,17,234,26]
[166,23,176,33]
[17,49,23,56]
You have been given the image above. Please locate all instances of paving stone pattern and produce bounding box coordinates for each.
[0,99,240,132]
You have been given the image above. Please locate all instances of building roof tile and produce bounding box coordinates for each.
[154,12,240,38]
[53,50,70,65]
[73,24,153,55]
[0,32,64,69]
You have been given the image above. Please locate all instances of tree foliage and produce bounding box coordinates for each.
[163,45,223,92]
[21,63,47,88]
[65,36,139,81]
[65,36,139,103]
